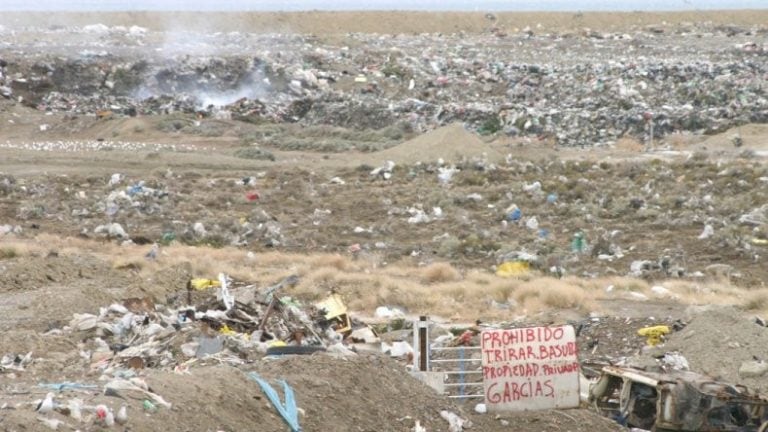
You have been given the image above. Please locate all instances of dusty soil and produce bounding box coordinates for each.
[661,306,768,393]
[2,10,768,34]
[0,345,624,432]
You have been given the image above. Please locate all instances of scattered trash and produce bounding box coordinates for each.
[39,382,98,392]
[35,392,55,414]
[196,335,224,358]
[506,206,522,222]
[525,216,539,230]
[698,224,714,239]
[371,161,396,180]
[95,222,128,239]
[522,181,542,194]
[437,166,459,185]
[649,286,676,299]
[316,293,352,335]
[2,16,768,432]
[495,261,530,277]
[189,278,221,290]
[660,352,689,371]
[1,352,32,372]
[440,410,469,432]
[116,405,128,425]
[382,341,414,358]
[637,325,670,346]
[96,404,115,427]
[142,400,157,412]
[375,306,405,319]
[407,207,431,224]
[571,232,586,253]
[349,327,380,344]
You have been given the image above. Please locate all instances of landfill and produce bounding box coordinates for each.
[0,14,766,148]
[1,8,768,432]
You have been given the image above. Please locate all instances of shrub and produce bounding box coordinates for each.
[234,147,276,161]
[421,262,461,284]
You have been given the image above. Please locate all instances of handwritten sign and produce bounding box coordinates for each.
[481,325,579,412]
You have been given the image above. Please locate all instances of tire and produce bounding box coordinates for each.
[265,345,326,356]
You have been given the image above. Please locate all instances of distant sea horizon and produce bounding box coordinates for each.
[2,0,767,12]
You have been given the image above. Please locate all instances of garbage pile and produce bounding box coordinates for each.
[1,273,371,430]
[0,57,10,99]
[57,274,364,375]
[1,22,767,146]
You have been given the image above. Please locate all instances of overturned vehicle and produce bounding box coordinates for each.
[588,366,768,431]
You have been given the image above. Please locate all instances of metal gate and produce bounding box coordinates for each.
[412,316,484,400]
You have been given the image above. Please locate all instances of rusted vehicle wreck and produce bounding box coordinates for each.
[588,366,768,431]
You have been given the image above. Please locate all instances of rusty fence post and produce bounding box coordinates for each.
[418,316,429,372]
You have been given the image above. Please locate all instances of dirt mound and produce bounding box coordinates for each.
[248,356,621,432]
[0,254,136,332]
[131,261,194,303]
[370,123,504,165]
[0,254,122,292]
[664,306,768,392]
[694,123,768,153]
[0,353,621,432]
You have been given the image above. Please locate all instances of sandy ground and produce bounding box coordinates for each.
[2,10,768,34]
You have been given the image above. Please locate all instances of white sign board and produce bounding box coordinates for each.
[481,325,579,412]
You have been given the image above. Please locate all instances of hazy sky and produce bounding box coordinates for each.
[2,0,767,11]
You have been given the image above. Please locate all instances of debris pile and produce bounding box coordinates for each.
[58,274,364,375]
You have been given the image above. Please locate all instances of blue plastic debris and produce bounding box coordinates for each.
[507,208,522,222]
[38,382,99,392]
[247,372,300,432]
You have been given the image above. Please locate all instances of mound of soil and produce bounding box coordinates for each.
[0,353,622,432]
[0,254,121,292]
[371,123,504,165]
[664,305,768,392]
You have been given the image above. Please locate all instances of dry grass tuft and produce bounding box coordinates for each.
[0,246,19,259]
[743,289,768,311]
[112,257,144,271]
[312,254,352,271]
[488,280,518,302]
[513,285,541,304]
[5,235,762,321]
[541,284,590,309]
[0,241,45,259]
[511,278,593,312]
[421,262,461,284]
